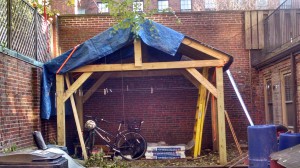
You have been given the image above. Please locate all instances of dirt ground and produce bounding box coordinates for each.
[115,144,248,167]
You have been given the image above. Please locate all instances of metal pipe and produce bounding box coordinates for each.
[226,70,254,126]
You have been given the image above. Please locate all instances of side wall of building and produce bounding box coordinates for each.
[0,52,42,151]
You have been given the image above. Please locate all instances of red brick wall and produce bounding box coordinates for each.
[56,12,254,152]
[0,52,42,151]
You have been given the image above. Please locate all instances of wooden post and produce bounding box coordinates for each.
[211,96,219,151]
[216,67,227,164]
[66,74,88,160]
[75,87,84,129]
[134,39,142,66]
[56,74,65,146]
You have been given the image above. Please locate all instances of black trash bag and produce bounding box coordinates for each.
[33,131,48,150]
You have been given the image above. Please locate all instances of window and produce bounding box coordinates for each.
[264,78,273,124]
[133,0,143,12]
[281,72,295,128]
[256,0,268,9]
[158,0,169,12]
[180,0,191,12]
[205,0,216,10]
[97,2,108,13]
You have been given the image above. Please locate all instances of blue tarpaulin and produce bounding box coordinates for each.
[41,20,185,119]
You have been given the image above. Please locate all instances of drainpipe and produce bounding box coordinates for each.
[291,53,298,133]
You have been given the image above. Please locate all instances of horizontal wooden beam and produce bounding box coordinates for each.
[186,68,218,98]
[83,73,111,104]
[182,38,229,62]
[63,72,93,102]
[111,70,181,78]
[72,60,224,72]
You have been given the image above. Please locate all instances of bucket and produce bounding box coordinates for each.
[248,125,277,168]
[278,133,300,150]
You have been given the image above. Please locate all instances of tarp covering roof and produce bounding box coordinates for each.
[41,19,233,119]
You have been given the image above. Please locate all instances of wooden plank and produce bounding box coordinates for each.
[216,67,227,164]
[72,60,225,72]
[251,11,258,49]
[193,87,202,158]
[56,74,65,146]
[181,70,200,89]
[83,73,111,103]
[111,70,181,78]
[63,72,93,102]
[211,96,219,152]
[134,39,142,66]
[280,10,286,44]
[291,10,297,39]
[186,68,218,98]
[225,110,243,155]
[258,11,264,49]
[181,38,229,62]
[65,74,88,161]
[69,75,84,129]
[245,11,252,49]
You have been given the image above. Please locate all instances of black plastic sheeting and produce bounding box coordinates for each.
[41,20,184,119]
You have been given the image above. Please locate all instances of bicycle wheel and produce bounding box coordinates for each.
[117,132,147,160]
[84,131,95,157]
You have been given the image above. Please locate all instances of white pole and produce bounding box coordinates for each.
[226,70,254,126]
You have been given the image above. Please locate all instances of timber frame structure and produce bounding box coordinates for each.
[56,37,232,164]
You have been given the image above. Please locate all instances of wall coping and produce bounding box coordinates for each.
[0,46,43,68]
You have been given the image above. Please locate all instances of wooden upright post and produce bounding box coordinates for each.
[56,74,65,146]
[216,67,227,164]
[134,39,142,67]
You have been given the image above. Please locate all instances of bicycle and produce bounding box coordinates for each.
[84,116,147,160]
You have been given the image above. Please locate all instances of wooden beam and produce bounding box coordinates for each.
[257,11,264,49]
[181,38,229,62]
[72,60,224,72]
[251,11,258,49]
[180,70,200,89]
[211,96,219,152]
[83,73,111,103]
[56,74,65,146]
[65,74,88,161]
[134,39,142,67]
[111,70,181,78]
[69,75,84,129]
[216,67,227,164]
[63,72,93,102]
[245,11,251,49]
[186,68,218,98]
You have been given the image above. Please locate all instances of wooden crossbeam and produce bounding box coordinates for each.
[182,38,229,62]
[63,72,93,102]
[186,68,218,98]
[181,70,200,89]
[83,73,111,103]
[56,74,65,146]
[65,74,88,161]
[216,67,227,164]
[72,60,224,72]
[134,39,142,66]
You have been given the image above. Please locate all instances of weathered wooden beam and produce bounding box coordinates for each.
[186,68,218,98]
[258,11,264,49]
[72,60,224,72]
[181,38,229,62]
[245,11,251,49]
[65,74,88,161]
[251,11,258,49]
[63,72,93,102]
[56,74,65,146]
[111,70,181,78]
[216,67,227,164]
[134,39,142,67]
[180,70,200,89]
[83,73,111,104]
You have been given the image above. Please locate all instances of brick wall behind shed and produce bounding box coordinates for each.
[0,53,42,150]
[57,12,255,150]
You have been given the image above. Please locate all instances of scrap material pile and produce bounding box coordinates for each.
[145,145,186,159]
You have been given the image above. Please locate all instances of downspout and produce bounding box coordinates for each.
[291,53,298,132]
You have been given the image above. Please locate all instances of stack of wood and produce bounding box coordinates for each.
[145,145,186,159]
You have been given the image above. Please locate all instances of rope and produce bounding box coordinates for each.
[56,45,79,74]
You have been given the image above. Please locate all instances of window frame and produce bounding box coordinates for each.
[158,0,169,12]
[133,0,144,12]
[280,70,294,129]
[97,2,109,13]
[180,0,192,12]
[264,77,273,124]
